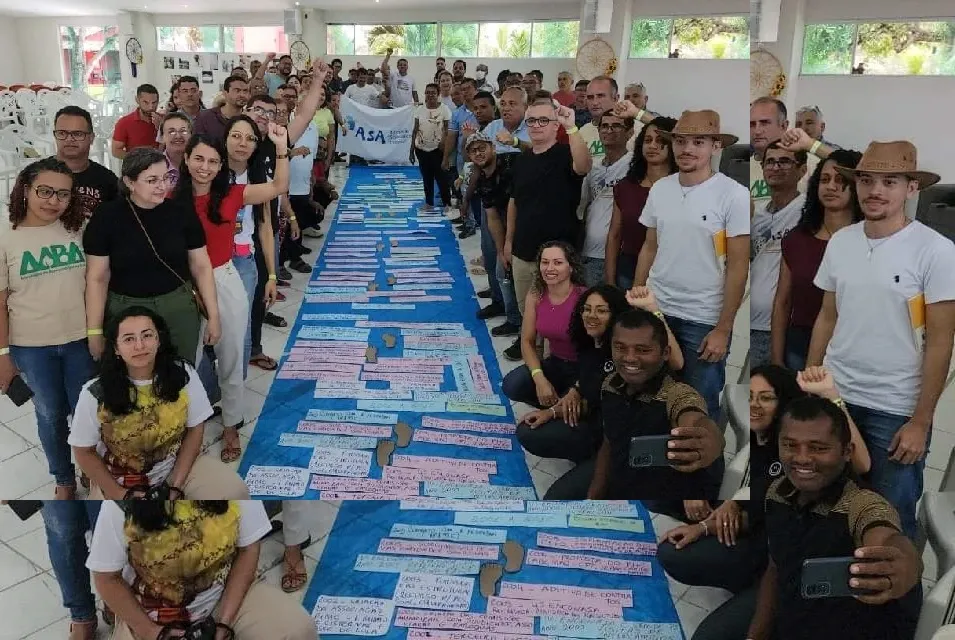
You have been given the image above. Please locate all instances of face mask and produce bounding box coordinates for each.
[475,71,486,80]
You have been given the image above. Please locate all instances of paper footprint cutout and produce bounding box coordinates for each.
[503,540,525,573]
[479,563,504,598]
[390,239,398,247]
[376,440,395,467]
[368,283,379,292]
[395,421,413,448]
[383,333,397,348]
[387,276,397,285]
[377,242,384,251]
[365,346,378,363]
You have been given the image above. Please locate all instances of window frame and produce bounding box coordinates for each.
[627,14,750,60]
[529,19,581,59]
[155,24,287,54]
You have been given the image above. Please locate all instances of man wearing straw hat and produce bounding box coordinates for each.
[631,109,750,422]
[806,140,955,539]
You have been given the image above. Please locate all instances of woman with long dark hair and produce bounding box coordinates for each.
[88,500,316,640]
[771,148,864,370]
[502,241,588,409]
[176,126,288,463]
[83,147,219,367]
[0,157,94,498]
[69,306,248,499]
[605,115,678,289]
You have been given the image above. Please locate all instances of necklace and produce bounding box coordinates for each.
[821,221,833,239]
[864,218,910,259]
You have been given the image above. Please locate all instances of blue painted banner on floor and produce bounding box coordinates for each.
[239,167,535,498]
[303,500,684,639]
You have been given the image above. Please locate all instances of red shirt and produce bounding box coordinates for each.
[553,90,576,108]
[612,179,650,256]
[557,125,570,145]
[113,111,159,151]
[194,185,246,267]
[781,226,828,329]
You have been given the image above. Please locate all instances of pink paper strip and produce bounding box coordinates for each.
[466,356,493,395]
[407,632,550,640]
[391,381,442,391]
[286,356,367,365]
[318,491,417,500]
[394,610,533,635]
[486,596,622,619]
[309,476,419,494]
[361,372,445,384]
[378,538,499,560]
[497,582,633,607]
[391,455,496,474]
[421,417,516,435]
[309,371,363,382]
[383,296,451,303]
[366,358,452,367]
[363,365,446,375]
[305,295,370,303]
[294,340,370,349]
[297,421,393,437]
[383,465,490,484]
[404,336,478,347]
[537,532,658,556]
[413,429,512,451]
[525,549,652,576]
[281,363,363,373]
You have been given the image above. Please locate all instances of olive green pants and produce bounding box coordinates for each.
[107,284,201,366]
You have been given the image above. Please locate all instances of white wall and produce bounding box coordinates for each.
[772,0,955,181]
[0,16,24,84]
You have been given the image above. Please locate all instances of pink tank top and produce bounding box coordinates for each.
[536,285,584,362]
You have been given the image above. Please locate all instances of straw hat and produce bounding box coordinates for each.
[659,109,739,146]
[835,141,940,190]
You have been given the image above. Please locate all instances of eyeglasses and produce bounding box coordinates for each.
[228,132,258,144]
[53,130,91,141]
[164,128,190,138]
[763,158,799,169]
[140,173,176,186]
[525,117,555,128]
[249,106,277,120]
[34,185,72,202]
[598,123,627,132]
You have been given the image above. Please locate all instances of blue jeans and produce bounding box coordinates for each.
[479,209,502,305]
[461,194,478,233]
[784,325,812,371]
[750,329,771,368]
[665,315,727,421]
[615,253,637,291]
[10,340,95,486]
[582,256,605,287]
[496,259,522,327]
[233,252,258,379]
[846,403,927,540]
[41,500,102,623]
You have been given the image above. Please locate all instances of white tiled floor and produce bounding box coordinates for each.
[2,165,952,638]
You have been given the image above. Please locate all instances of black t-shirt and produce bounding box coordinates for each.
[600,371,716,500]
[576,344,614,448]
[765,475,921,640]
[73,161,118,220]
[747,433,783,534]
[475,152,518,219]
[510,143,584,261]
[83,197,206,298]
[251,136,286,233]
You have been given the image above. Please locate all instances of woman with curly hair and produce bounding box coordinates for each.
[69,306,248,499]
[0,157,96,498]
[88,500,316,640]
[770,148,864,370]
[502,241,587,409]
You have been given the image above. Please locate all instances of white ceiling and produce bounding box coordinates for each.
[0,0,557,17]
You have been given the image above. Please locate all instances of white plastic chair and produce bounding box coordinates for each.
[916,565,955,640]
[919,492,955,581]
[719,382,749,454]
[0,90,17,127]
[718,442,750,500]
[932,625,955,639]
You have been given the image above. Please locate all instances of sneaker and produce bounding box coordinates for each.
[277,279,290,288]
[477,302,504,319]
[503,340,523,361]
[450,216,464,224]
[303,227,324,238]
[289,259,312,274]
[300,246,312,255]
[458,227,476,239]
[275,291,286,302]
[477,289,492,299]
[279,266,293,280]
[491,322,520,337]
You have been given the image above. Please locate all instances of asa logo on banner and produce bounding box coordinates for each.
[337,97,414,164]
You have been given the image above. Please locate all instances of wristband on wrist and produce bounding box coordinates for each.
[831,397,846,409]
[276,153,289,160]
[0,347,9,356]
[289,215,297,221]
[268,274,277,281]
[530,368,543,377]
[512,137,519,148]
[87,328,103,336]
[565,125,579,136]
[652,310,665,320]
[700,521,708,536]
[809,140,822,156]
[636,108,646,121]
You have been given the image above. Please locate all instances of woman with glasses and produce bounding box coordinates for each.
[160,112,191,193]
[70,306,248,498]
[89,500,316,640]
[0,158,96,498]
[83,147,220,367]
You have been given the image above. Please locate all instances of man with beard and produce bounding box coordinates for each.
[751,97,817,209]
[265,53,294,95]
[381,49,419,108]
[807,140,955,540]
[172,76,204,122]
[52,106,116,219]
[632,109,749,421]
[328,58,345,94]
[194,75,250,143]
[111,84,160,158]
[451,59,466,83]
[587,309,723,510]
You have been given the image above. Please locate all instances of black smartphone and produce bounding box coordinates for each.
[6,375,34,407]
[801,556,878,599]
[7,500,44,521]
[628,435,672,468]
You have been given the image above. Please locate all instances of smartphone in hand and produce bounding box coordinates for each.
[628,435,672,468]
[6,375,33,407]
[801,556,878,599]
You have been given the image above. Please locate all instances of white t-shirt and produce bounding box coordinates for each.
[749,195,805,331]
[414,104,452,152]
[345,84,383,109]
[290,119,318,196]
[751,153,819,210]
[440,95,455,111]
[814,220,955,416]
[389,73,416,108]
[67,364,213,487]
[582,152,632,259]
[86,501,272,621]
[640,172,751,325]
[232,171,255,249]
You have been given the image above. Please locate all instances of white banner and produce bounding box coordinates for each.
[337,97,414,164]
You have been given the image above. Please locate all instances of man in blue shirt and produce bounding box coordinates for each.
[483,87,531,154]
[443,77,479,233]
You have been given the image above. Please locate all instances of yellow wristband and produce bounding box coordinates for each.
[636,109,647,121]
[268,274,277,281]
[512,137,519,148]
[565,126,579,136]
[831,397,846,409]
[0,347,9,356]
[87,328,103,336]
[809,140,822,156]
[530,368,543,377]
[652,310,665,320]
[289,215,297,221]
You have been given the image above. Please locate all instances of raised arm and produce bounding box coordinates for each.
[242,124,290,204]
